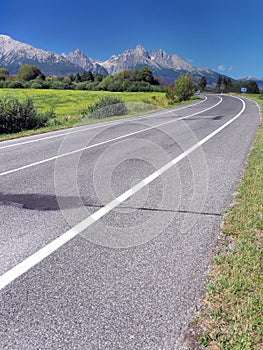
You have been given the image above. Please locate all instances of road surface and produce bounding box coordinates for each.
[0,94,261,349]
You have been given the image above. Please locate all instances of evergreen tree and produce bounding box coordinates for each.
[246,80,260,94]
[199,76,207,91]
[74,73,81,83]
[215,75,223,93]
[68,73,74,82]
[81,70,94,82]
[134,67,155,84]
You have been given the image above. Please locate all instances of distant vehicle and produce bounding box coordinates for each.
[195,90,201,95]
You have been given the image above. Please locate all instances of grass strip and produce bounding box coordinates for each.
[185,94,263,349]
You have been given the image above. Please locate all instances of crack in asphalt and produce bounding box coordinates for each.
[0,192,222,217]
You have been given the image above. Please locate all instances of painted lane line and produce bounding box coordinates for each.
[0,96,208,150]
[0,97,222,177]
[0,97,246,290]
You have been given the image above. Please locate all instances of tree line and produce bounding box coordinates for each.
[0,64,164,92]
[213,75,260,94]
[0,64,260,95]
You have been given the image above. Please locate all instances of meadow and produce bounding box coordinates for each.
[0,88,167,120]
[0,88,200,140]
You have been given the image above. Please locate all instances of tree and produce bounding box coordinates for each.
[246,80,260,94]
[134,67,155,84]
[174,75,196,102]
[94,73,104,83]
[81,70,94,82]
[199,76,207,91]
[0,68,9,81]
[224,77,233,92]
[214,75,223,93]
[114,70,134,81]
[67,73,74,82]
[74,73,81,83]
[18,64,45,81]
[98,75,114,90]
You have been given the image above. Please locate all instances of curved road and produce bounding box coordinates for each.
[0,95,261,349]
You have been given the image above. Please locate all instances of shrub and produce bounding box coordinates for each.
[85,82,99,90]
[30,82,43,89]
[166,86,178,102]
[45,118,62,127]
[75,82,88,90]
[49,81,68,90]
[0,96,48,133]
[87,96,128,119]
[6,81,25,89]
[174,75,196,102]
[41,107,57,120]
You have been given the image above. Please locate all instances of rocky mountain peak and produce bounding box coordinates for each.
[63,49,107,74]
[0,34,226,84]
[73,48,85,56]
[134,44,148,55]
[150,48,168,60]
[0,34,12,41]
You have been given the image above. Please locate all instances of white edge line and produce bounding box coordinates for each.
[0,96,246,290]
[0,96,220,177]
[0,96,207,150]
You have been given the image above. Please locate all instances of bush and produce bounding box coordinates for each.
[30,82,43,89]
[75,82,88,90]
[87,96,128,119]
[6,81,25,89]
[49,81,68,90]
[0,96,49,133]
[174,75,196,102]
[85,82,99,90]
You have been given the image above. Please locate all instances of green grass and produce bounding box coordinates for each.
[191,94,263,349]
[0,89,167,119]
[0,88,200,140]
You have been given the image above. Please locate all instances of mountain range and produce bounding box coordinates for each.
[237,76,263,90]
[0,34,262,87]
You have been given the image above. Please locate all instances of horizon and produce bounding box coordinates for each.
[1,0,262,79]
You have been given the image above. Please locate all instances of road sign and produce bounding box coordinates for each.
[241,87,247,93]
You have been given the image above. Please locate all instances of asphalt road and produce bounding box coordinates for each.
[0,94,261,349]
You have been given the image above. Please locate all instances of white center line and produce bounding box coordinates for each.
[0,96,246,290]
[0,97,221,177]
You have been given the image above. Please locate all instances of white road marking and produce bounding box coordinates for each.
[0,96,246,290]
[0,97,221,177]
[0,96,208,150]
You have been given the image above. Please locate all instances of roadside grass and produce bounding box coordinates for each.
[187,94,263,349]
[0,89,200,141]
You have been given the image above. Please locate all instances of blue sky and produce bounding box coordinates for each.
[1,0,262,78]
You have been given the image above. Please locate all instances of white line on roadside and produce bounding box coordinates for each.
[0,96,208,150]
[0,96,246,290]
[0,96,221,177]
